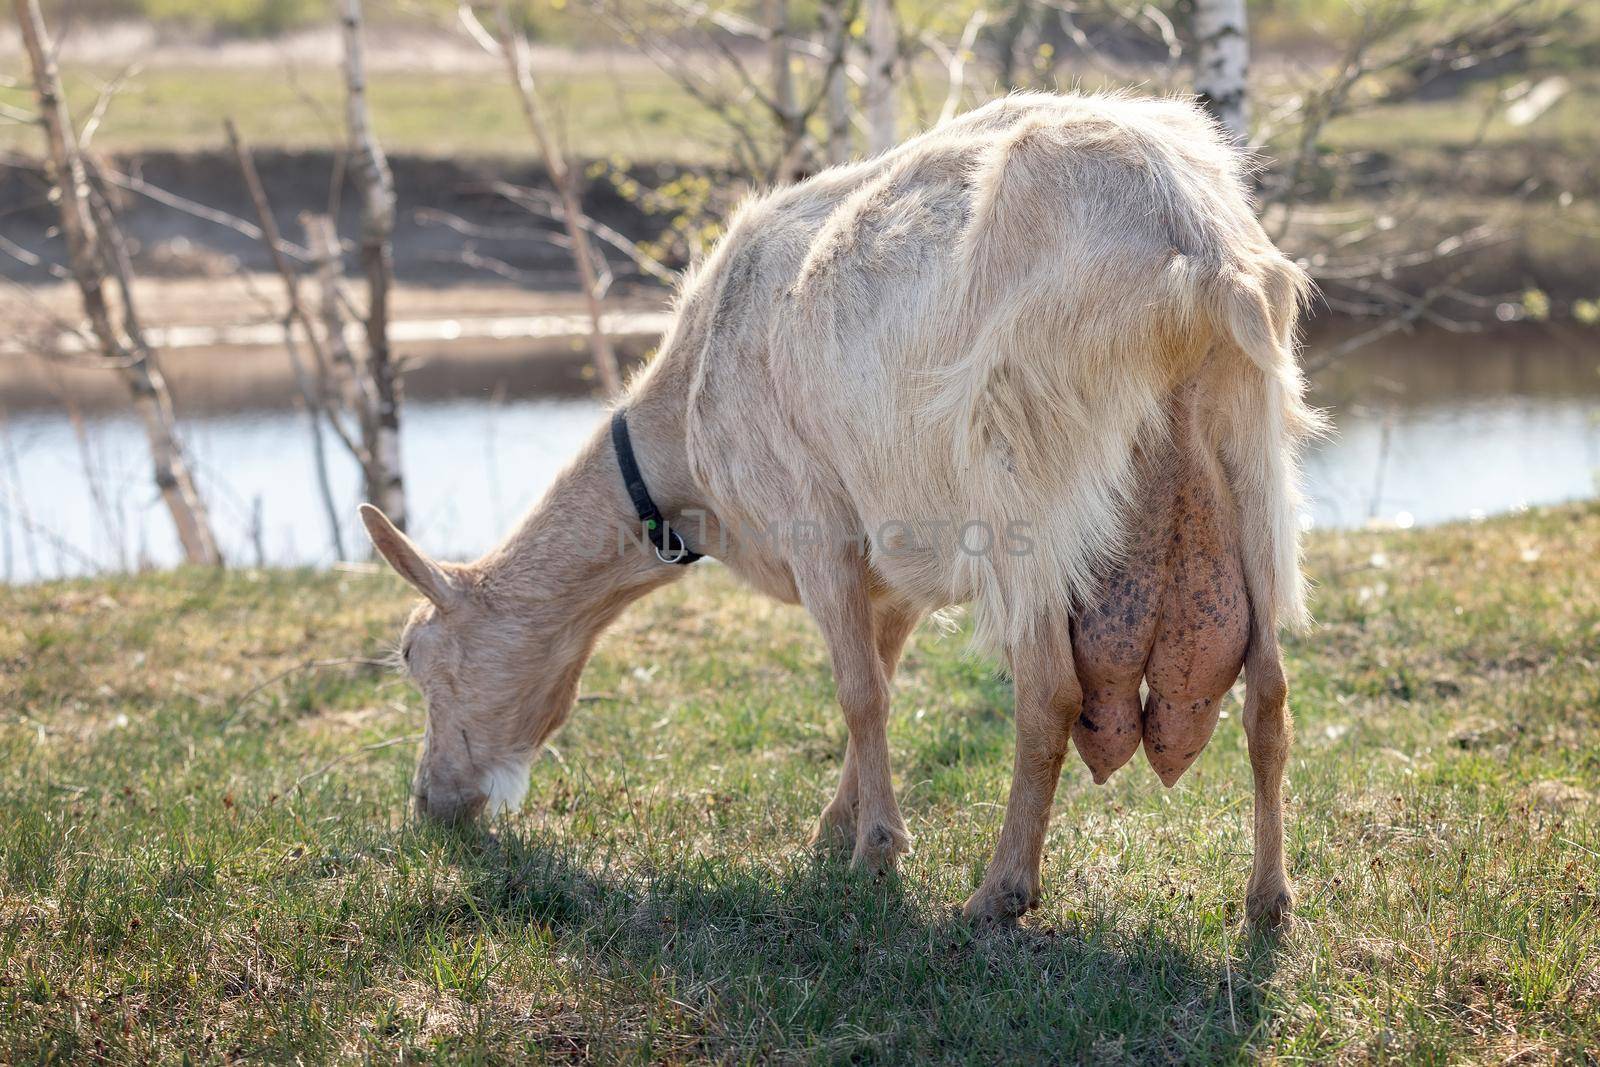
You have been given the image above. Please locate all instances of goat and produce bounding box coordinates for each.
[360,91,1318,930]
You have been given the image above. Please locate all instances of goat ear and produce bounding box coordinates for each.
[359,504,462,610]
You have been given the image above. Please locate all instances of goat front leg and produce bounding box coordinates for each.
[812,602,921,854]
[965,615,1081,928]
[1242,630,1294,930]
[797,563,909,872]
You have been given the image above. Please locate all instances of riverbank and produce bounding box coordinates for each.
[2,35,1598,313]
[2,502,1597,1060]
[3,143,1597,312]
[0,278,669,412]
[3,272,1595,417]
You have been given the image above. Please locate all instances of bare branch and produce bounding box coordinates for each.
[76,61,140,151]
[225,115,369,552]
[0,228,71,279]
[935,7,988,124]
[96,164,312,262]
[466,1,624,395]
[480,183,678,285]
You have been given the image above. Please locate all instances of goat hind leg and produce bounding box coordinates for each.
[965,616,1081,928]
[1243,631,1294,930]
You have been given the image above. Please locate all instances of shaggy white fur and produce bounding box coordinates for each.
[666,91,1318,653]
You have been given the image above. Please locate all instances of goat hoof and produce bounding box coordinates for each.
[962,882,1038,932]
[1244,886,1294,933]
[809,805,857,855]
[850,823,908,874]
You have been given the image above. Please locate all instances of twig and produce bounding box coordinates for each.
[936,8,988,124]
[226,656,393,726]
[224,115,369,553]
[0,414,43,578]
[483,185,679,284]
[466,2,623,395]
[76,60,141,151]
[0,229,71,279]
[62,390,125,570]
[95,164,311,261]
[293,733,424,793]
[0,496,100,573]
[1303,274,1476,375]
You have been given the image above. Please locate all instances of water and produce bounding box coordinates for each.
[3,329,1596,582]
[0,397,606,579]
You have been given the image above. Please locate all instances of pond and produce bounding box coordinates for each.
[3,325,1596,582]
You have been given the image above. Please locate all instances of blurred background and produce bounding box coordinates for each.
[2,0,1596,580]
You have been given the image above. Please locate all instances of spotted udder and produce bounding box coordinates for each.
[1070,402,1250,786]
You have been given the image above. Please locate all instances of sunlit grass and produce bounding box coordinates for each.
[2,503,1598,1060]
[3,56,1595,170]
[0,62,723,161]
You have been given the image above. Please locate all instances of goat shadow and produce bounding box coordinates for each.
[431,825,1285,1062]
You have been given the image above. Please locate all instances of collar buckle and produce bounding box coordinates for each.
[611,407,704,567]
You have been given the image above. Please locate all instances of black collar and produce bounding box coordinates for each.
[610,407,702,566]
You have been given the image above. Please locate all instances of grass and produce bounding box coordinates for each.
[2,503,1598,1061]
[0,63,718,162]
[3,52,1596,171]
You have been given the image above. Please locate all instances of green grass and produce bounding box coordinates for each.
[3,505,1599,1061]
[0,63,718,162]
[5,51,1596,171]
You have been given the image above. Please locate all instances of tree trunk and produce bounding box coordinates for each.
[15,0,221,566]
[864,0,898,155]
[340,0,407,529]
[821,0,852,164]
[1194,0,1250,142]
[766,0,805,182]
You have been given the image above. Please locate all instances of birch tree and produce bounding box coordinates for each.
[821,0,852,164]
[1194,0,1250,141]
[765,0,806,182]
[341,0,408,529]
[863,0,898,154]
[15,0,221,566]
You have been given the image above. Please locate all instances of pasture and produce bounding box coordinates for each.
[3,503,1596,1062]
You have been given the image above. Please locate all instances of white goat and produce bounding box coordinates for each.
[360,91,1318,929]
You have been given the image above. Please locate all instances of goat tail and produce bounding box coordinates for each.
[1210,251,1324,639]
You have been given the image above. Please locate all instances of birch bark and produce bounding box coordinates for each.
[341,0,408,527]
[16,0,221,566]
[1194,0,1250,142]
[863,0,898,155]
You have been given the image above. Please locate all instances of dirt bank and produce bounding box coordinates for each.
[0,277,666,413]
[0,148,696,288]
[4,142,1595,316]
